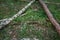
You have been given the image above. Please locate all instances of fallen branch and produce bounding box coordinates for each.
[21,0,60,5]
[0,0,35,29]
[39,0,60,35]
[45,1,60,5]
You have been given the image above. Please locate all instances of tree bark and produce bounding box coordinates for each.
[38,0,60,35]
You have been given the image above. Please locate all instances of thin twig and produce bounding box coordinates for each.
[45,1,60,5]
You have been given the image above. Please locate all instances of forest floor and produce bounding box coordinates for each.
[0,0,60,40]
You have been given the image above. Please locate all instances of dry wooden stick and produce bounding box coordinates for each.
[0,0,35,29]
[21,0,60,5]
[39,0,60,35]
[45,1,60,5]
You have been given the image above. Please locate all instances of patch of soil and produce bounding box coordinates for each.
[7,21,56,40]
[23,21,50,40]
